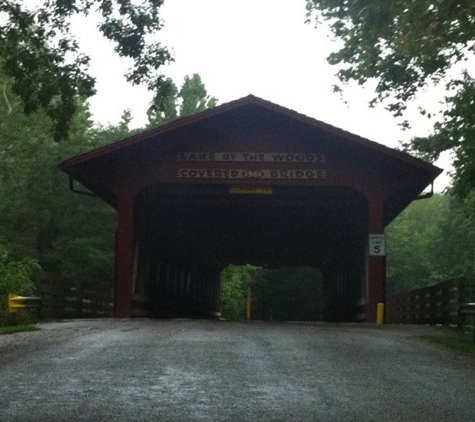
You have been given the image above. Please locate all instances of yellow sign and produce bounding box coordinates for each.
[229,186,273,195]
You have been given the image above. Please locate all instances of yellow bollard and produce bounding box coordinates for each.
[376,302,385,324]
[246,287,252,320]
[8,294,22,313]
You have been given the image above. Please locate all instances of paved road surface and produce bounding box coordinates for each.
[1,320,474,421]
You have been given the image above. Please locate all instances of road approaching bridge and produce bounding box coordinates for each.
[1,320,474,421]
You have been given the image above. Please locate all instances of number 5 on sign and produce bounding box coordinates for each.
[369,234,386,256]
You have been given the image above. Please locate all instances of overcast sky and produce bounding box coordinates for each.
[72,0,450,189]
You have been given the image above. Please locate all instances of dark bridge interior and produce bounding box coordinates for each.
[133,184,368,320]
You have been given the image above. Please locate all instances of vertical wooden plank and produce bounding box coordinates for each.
[114,194,135,317]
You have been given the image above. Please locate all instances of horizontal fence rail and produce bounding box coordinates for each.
[38,275,114,319]
[386,278,470,325]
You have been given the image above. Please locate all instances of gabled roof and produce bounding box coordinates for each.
[61,94,440,174]
[60,94,442,221]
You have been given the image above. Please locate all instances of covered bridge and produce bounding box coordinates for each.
[60,95,441,322]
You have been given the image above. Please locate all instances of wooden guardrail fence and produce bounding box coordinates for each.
[35,275,473,323]
[386,277,472,325]
[37,275,114,319]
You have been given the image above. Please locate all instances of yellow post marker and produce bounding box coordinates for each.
[246,287,252,320]
[376,302,385,325]
[8,294,41,313]
[8,294,24,313]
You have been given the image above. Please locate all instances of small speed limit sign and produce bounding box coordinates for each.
[369,234,386,256]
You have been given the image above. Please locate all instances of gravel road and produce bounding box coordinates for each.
[1,319,474,422]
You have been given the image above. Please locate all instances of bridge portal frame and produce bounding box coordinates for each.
[60,95,441,322]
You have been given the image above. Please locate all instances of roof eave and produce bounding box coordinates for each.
[59,94,443,181]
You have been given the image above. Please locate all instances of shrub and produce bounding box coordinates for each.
[0,239,40,325]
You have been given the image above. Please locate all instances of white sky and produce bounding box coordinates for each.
[73,0,451,190]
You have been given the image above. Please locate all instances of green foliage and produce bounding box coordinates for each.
[43,198,116,280]
[0,0,171,140]
[178,74,218,118]
[147,74,218,127]
[147,78,179,126]
[220,265,260,321]
[423,333,475,355]
[306,0,475,117]
[0,238,39,323]
[0,325,40,334]
[0,239,38,298]
[255,267,323,321]
[386,194,475,294]
[408,74,475,198]
[306,1,475,195]
[0,78,116,286]
[220,265,323,321]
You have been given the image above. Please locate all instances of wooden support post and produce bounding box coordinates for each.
[367,199,386,323]
[114,195,135,318]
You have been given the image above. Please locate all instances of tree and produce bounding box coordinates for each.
[220,265,323,321]
[257,267,323,321]
[0,0,171,141]
[306,1,475,195]
[432,193,475,280]
[386,196,445,294]
[178,74,218,118]
[220,265,258,320]
[146,78,179,127]
[0,237,40,325]
[0,74,119,281]
[147,74,218,127]
[386,194,475,294]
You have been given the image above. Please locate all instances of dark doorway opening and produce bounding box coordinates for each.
[132,184,367,320]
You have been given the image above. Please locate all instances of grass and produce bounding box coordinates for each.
[423,330,475,355]
[0,325,40,335]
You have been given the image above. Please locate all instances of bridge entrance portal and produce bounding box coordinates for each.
[60,95,441,322]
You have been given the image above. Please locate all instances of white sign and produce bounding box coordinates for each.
[176,168,328,180]
[369,234,386,256]
[176,152,326,163]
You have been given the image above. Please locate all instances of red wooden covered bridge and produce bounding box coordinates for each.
[59,95,441,322]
